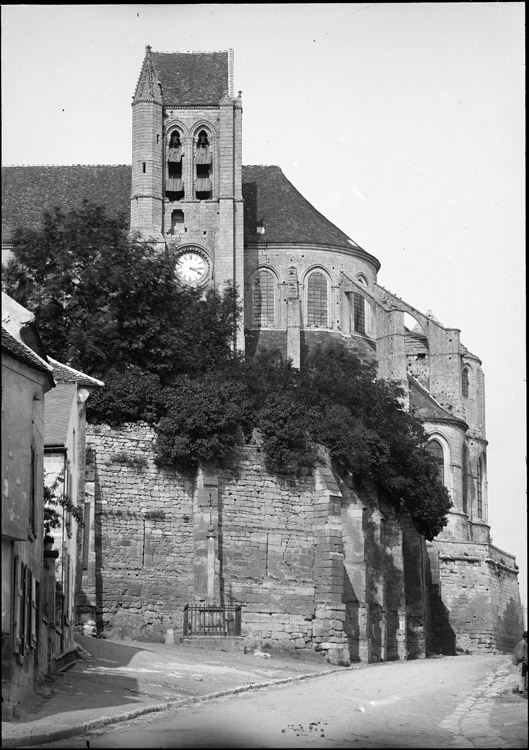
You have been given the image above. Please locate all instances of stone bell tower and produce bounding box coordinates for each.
[131,46,245,349]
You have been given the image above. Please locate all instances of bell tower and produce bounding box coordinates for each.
[130,47,244,349]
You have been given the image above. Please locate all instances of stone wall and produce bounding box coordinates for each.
[428,539,523,654]
[83,423,521,661]
[84,424,406,663]
[83,425,195,641]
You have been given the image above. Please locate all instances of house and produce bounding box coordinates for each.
[42,359,103,669]
[1,293,54,720]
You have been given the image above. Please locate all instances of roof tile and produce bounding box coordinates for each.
[152,51,229,105]
[2,326,54,376]
[44,382,76,446]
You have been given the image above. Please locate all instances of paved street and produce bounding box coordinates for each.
[26,654,527,749]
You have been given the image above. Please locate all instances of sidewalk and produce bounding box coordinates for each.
[1,636,347,748]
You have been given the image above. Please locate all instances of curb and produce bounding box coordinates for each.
[2,666,345,748]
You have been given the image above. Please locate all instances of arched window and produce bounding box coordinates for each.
[195,129,212,199]
[476,454,484,518]
[252,270,275,327]
[427,439,445,486]
[462,367,470,398]
[307,271,328,327]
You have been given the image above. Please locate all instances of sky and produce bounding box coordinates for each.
[2,3,526,621]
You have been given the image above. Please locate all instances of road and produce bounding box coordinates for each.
[29,655,527,748]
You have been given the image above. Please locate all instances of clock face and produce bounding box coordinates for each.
[173,248,209,285]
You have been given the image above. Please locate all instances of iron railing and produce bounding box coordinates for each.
[183,604,242,637]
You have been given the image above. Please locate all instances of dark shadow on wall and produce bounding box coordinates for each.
[428,583,456,655]
[343,569,360,661]
[85,451,106,637]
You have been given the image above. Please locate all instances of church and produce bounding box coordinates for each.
[1,47,523,663]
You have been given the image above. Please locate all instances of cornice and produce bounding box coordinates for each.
[245,241,380,270]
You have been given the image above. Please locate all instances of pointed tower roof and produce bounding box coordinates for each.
[150,50,231,106]
[133,45,163,105]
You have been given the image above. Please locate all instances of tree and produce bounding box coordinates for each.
[3,201,239,382]
[5,203,451,540]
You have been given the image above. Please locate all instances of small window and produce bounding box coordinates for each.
[168,209,184,235]
[427,439,445,486]
[307,271,328,327]
[462,367,470,398]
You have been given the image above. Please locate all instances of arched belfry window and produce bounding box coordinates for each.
[427,439,445,486]
[462,366,470,398]
[252,269,275,327]
[307,271,328,327]
[195,129,212,199]
[166,130,184,200]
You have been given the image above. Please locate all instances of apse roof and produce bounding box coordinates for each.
[1,164,374,263]
[241,165,368,255]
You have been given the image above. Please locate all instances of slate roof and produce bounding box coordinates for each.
[48,357,104,388]
[1,164,374,261]
[242,165,368,254]
[1,165,131,243]
[152,51,230,106]
[44,381,76,446]
[2,326,54,377]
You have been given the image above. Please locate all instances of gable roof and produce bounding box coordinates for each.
[152,51,230,106]
[2,326,54,378]
[1,164,377,263]
[1,165,131,243]
[48,357,104,388]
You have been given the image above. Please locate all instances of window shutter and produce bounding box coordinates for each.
[31,576,38,648]
[23,567,31,653]
[13,555,22,654]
